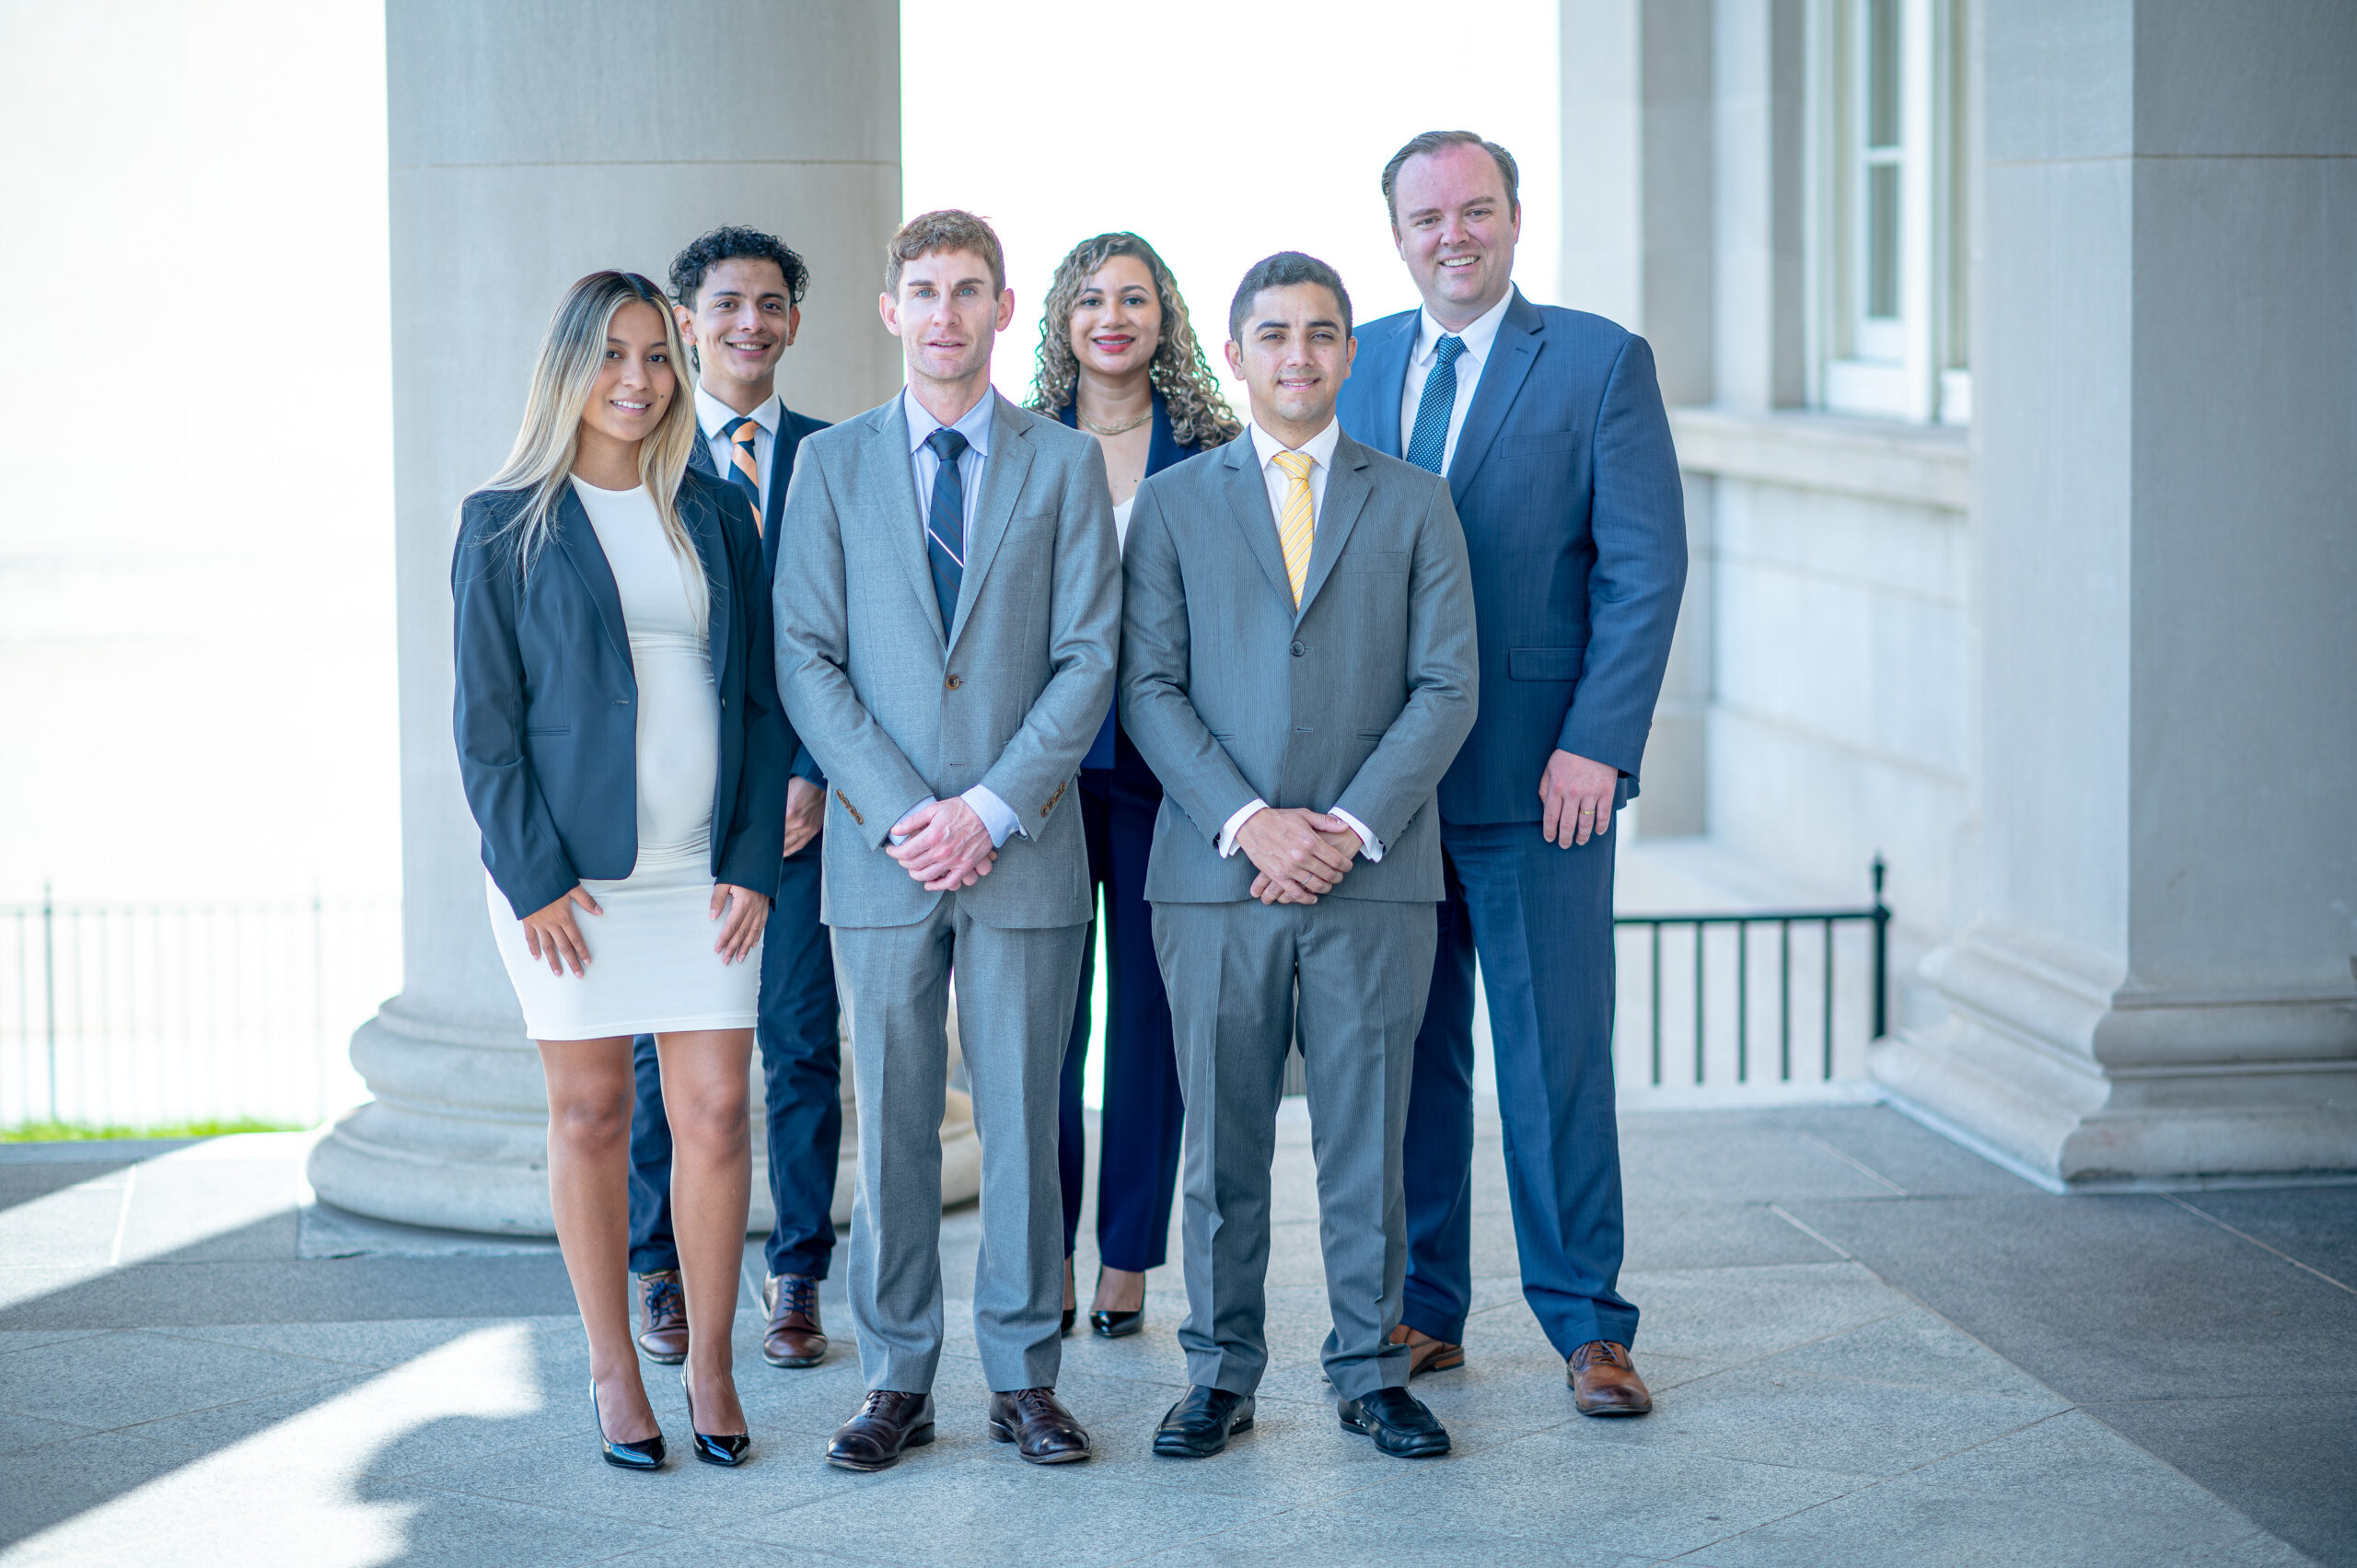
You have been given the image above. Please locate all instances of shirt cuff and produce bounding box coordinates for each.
[888,796,937,847]
[1329,807,1382,863]
[962,784,1020,849]
[1218,798,1269,858]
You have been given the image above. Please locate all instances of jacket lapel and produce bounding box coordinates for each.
[1294,432,1373,620]
[946,394,1031,653]
[1145,389,1189,470]
[679,480,733,689]
[870,397,945,652]
[1358,315,1413,459]
[765,411,799,539]
[1220,436,1294,610]
[1446,288,1544,506]
[552,485,631,672]
[685,430,717,481]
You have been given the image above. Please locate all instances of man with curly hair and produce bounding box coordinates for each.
[622,226,843,1382]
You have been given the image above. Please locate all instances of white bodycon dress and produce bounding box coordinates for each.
[486,478,761,1040]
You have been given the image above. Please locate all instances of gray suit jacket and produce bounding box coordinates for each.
[1120,428,1479,904]
[774,391,1120,929]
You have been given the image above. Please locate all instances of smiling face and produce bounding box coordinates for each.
[679,255,796,409]
[1224,282,1354,445]
[578,299,678,450]
[1067,254,1163,384]
[1391,141,1521,328]
[880,247,1014,399]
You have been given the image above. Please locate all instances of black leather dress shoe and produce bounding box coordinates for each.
[1337,1386,1450,1458]
[1088,1308,1144,1339]
[590,1379,665,1471]
[680,1369,750,1467]
[1153,1386,1253,1458]
[827,1389,936,1472]
[988,1388,1092,1464]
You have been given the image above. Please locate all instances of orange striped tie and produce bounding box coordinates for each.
[723,416,761,530]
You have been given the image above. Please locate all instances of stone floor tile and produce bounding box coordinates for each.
[0,1331,103,1358]
[1749,1307,2064,1401]
[0,1410,96,1457]
[0,1184,123,1272]
[0,1432,203,1546]
[1679,1479,2293,1567]
[1897,1410,2264,1521]
[1124,1499,1662,1567]
[1616,1260,1912,1369]
[1621,1202,1847,1271]
[96,1483,676,1568]
[601,1535,891,1568]
[1347,1425,1870,1558]
[114,1159,296,1264]
[1766,1107,2031,1197]
[728,1457,1290,1568]
[396,1425,854,1536]
[163,1313,575,1370]
[0,1251,578,1331]
[2084,1393,2357,1568]
[0,1329,351,1429]
[1620,1121,1904,1204]
[2171,1188,2357,1291]
[114,1374,373,1454]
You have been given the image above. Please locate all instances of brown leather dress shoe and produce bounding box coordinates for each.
[1389,1323,1465,1377]
[1568,1341,1654,1415]
[987,1388,1092,1465]
[827,1389,935,1471]
[634,1270,688,1365]
[761,1272,827,1369]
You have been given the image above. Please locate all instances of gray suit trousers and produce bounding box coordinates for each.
[833,902,1086,1394]
[1154,896,1437,1400]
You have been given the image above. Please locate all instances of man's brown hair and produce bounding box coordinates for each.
[886,209,1006,296]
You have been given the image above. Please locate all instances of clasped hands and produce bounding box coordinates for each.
[1237,807,1363,905]
[888,796,997,890]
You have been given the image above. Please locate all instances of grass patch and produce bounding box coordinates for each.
[1,1118,306,1143]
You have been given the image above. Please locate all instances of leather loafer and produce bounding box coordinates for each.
[987,1388,1092,1464]
[826,1389,936,1472]
[1337,1386,1450,1458]
[761,1272,827,1369]
[1089,1308,1144,1339]
[1568,1341,1653,1415]
[1389,1323,1464,1377]
[1152,1386,1253,1458]
[634,1270,688,1365]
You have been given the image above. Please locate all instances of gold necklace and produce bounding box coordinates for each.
[1077,407,1151,436]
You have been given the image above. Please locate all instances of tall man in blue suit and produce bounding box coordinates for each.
[627,226,842,1376]
[1335,132,1688,1416]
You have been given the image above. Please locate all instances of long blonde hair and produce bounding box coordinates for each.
[1028,233,1240,450]
[482,271,702,579]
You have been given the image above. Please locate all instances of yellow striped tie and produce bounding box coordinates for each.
[1272,449,1315,607]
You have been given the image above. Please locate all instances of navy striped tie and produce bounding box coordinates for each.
[1404,334,1467,473]
[924,427,969,633]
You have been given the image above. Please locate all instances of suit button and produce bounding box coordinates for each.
[1290,641,1306,658]
[945,673,963,691]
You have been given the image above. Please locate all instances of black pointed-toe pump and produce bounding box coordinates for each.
[591,1379,665,1471]
[680,1369,751,1467]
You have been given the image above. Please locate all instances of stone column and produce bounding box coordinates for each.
[1872,0,2357,1186]
[309,0,916,1232]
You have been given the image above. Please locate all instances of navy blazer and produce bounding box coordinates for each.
[687,401,830,787]
[1055,389,1206,770]
[453,465,793,919]
[1336,288,1688,825]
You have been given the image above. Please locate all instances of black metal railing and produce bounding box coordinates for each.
[1615,857,1889,1087]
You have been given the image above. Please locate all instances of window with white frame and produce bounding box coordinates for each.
[1810,0,1969,424]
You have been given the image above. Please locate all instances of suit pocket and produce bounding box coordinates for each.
[525,726,573,737]
[1507,645,1587,681]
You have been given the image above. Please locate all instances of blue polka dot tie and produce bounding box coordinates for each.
[1404,334,1467,473]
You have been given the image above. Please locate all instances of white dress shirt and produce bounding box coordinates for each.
[694,384,783,514]
[1397,287,1514,476]
[897,385,1020,849]
[1217,416,1383,865]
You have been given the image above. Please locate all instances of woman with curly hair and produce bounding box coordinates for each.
[1028,233,1239,1340]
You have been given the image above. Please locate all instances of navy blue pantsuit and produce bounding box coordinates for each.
[629,811,842,1279]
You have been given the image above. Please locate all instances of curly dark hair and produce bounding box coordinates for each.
[668,226,810,309]
[1027,233,1240,450]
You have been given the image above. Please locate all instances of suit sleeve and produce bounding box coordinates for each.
[973,438,1120,819]
[713,483,789,895]
[1557,332,1689,774]
[450,499,579,920]
[773,445,935,851]
[1119,480,1263,845]
[1329,478,1480,848]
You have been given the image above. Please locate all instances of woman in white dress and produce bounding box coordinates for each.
[452,271,789,1470]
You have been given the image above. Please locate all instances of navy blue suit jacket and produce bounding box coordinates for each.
[1054,389,1209,771]
[453,465,793,919]
[688,401,830,787]
[1336,289,1687,824]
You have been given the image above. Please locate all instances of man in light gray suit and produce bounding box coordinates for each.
[773,210,1120,1471]
[1121,252,1479,1461]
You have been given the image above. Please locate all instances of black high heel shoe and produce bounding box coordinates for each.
[590,1378,665,1471]
[680,1369,751,1467]
[1089,1307,1145,1339]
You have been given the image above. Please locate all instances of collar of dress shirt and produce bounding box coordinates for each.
[694,382,782,441]
[1246,413,1341,473]
[1411,285,1515,369]
[903,383,995,458]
